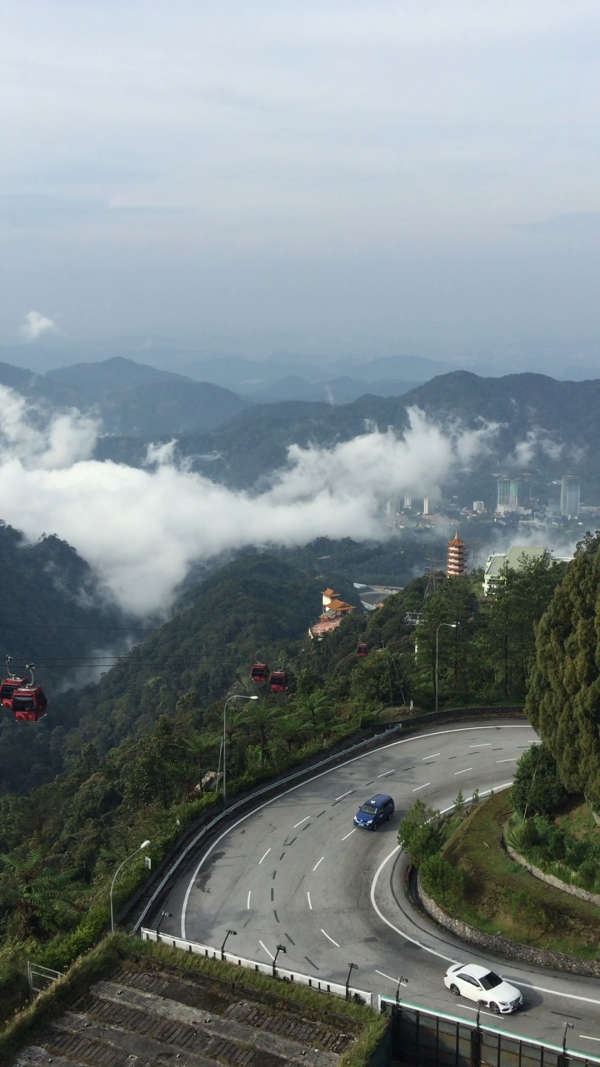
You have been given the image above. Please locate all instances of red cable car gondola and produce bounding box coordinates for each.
[268,670,287,693]
[251,662,269,683]
[0,656,28,708]
[356,642,369,657]
[11,664,48,723]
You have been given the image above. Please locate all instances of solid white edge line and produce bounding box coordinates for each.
[258,847,271,865]
[307,891,313,911]
[321,927,340,948]
[370,782,600,1010]
[259,939,275,960]
[313,856,324,872]
[181,723,534,938]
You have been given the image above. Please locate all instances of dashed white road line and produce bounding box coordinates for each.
[258,848,271,865]
[335,789,353,802]
[307,891,313,911]
[321,928,340,948]
[313,856,324,872]
[294,815,310,828]
[342,828,356,841]
[377,770,394,778]
[375,968,400,984]
[259,939,275,960]
[580,1035,600,1043]
[469,743,492,747]
[454,767,472,776]
[422,752,440,760]
[462,1004,503,1019]
[412,782,430,792]
[246,890,252,910]
[496,758,517,764]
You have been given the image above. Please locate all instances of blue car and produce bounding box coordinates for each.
[353,793,395,830]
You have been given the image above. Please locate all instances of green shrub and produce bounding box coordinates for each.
[421,853,465,912]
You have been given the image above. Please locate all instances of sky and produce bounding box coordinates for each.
[2,1,600,373]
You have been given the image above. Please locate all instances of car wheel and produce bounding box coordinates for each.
[450,984,459,996]
[490,1002,500,1014]
[477,1000,486,1009]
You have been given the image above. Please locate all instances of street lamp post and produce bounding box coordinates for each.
[223,694,258,806]
[345,961,358,1000]
[110,839,151,933]
[435,622,459,713]
[273,943,286,977]
[221,928,237,959]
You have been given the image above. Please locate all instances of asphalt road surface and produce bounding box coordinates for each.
[157,722,600,1057]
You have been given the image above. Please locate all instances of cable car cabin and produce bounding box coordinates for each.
[268,670,287,693]
[0,676,28,708]
[251,662,269,684]
[356,642,370,657]
[12,686,47,723]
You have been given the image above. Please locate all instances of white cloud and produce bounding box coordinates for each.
[0,391,498,616]
[19,310,57,341]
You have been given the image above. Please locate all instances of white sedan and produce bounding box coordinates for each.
[444,963,523,1014]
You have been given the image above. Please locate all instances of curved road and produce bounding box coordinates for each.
[156,722,600,1055]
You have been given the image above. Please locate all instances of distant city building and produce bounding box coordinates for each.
[447,530,466,577]
[403,494,413,509]
[496,475,529,515]
[423,496,430,515]
[560,475,580,518]
[472,500,486,514]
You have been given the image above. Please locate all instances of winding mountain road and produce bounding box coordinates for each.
[156,722,600,1056]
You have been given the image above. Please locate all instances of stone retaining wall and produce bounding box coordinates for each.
[416,872,600,978]
[505,841,600,908]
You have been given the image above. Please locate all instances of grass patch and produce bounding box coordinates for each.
[0,933,387,1067]
[441,793,600,958]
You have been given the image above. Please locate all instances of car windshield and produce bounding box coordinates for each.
[479,971,502,990]
[360,803,378,815]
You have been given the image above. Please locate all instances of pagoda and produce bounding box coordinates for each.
[447,530,466,577]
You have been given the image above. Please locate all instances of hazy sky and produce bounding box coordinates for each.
[2,1,600,370]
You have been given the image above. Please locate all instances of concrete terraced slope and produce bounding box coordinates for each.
[14,966,358,1066]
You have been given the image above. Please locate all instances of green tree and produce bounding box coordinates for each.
[525,533,600,805]
[511,744,568,818]
[398,799,444,866]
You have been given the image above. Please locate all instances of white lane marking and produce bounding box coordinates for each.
[454,767,472,776]
[496,758,517,764]
[335,789,353,801]
[342,828,356,841]
[461,1005,503,1019]
[307,891,313,911]
[294,815,310,828]
[375,968,400,983]
[370,782,600,1010]
[259,939,275,960]
[258,847,271,865]
[469,743,492,747]
[313,856,324,872]
[412,782,430,792]
[181,724,534,938]
[321,928,340,948]
[246,890,252,910]
[423,752,440,760]
[377,770,394,778]
[580,1035,600,1043]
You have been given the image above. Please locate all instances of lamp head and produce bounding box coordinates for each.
[140,840,151,850]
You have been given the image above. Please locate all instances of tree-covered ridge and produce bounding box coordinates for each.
[526,532,600,805]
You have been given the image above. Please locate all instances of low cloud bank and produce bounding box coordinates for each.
[0,388,500,615]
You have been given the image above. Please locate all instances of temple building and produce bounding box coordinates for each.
[309,587,356,638]
[447,531,466,577]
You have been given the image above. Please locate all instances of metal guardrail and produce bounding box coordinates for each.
[141,928,373,1007]
[27,961,64,998]
[379,997,600,1067]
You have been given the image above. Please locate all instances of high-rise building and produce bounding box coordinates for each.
[495,475,528,514]
[560,475,580,518]
[447,530,466,577]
